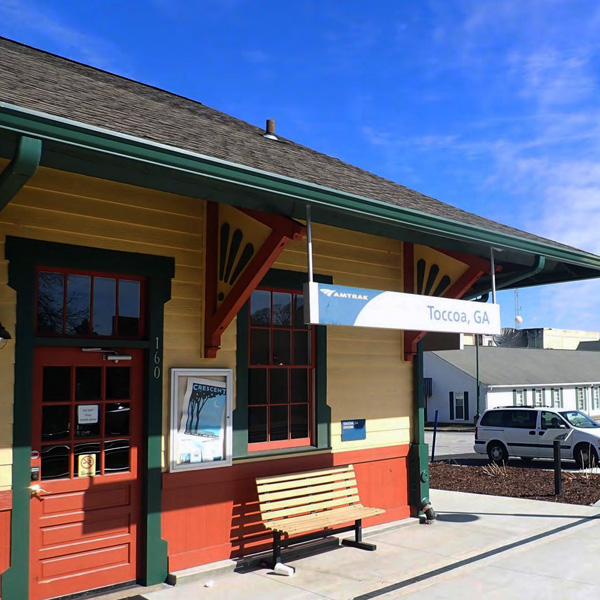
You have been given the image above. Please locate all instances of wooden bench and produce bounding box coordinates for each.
[256,465,386,567]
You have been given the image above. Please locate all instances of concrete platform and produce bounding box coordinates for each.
[96,489,600,599]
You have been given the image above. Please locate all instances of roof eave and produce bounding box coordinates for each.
[2,102,600,277]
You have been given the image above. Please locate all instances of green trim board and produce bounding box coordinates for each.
[2,103,600,284]
[233,268,331,459]
[0,135,41,210]
[2,236,174,600]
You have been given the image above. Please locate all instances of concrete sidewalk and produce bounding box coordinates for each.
[109,490,600,599]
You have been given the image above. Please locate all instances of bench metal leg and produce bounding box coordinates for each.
[273,531,282,565]
[341,519,377,551]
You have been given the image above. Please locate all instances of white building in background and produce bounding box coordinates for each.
[424,347,600,424]
[462,328,600,349]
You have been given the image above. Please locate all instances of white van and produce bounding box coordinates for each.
[474,407,600,467]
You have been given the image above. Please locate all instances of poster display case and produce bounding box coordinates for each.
[169,368,233,471]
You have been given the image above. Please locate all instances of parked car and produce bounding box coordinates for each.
[474,407,600,468]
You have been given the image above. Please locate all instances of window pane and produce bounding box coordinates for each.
[294,294,308,329]
[250,290,271,326]
[105,403,130,436]
[291,370,309,403]
[250,329,270,365]
[249,369,267,405]
[293,331,311,365]
[93,277,116,336]
[105,439,130,473]
[106,367,130,399]
[118,280,141,336]
[38,272,64,334]
[76,367,102,400]
[291,404,308,439]
[43,366,71,402]
[248,406,267,443]
[75,404,101,438]
[270,405,289,441]
[273,330,291,365]
[66,275,91,335]
[74,442,101,477]
[41,445,70,480]
[272,293,292,327]
[270,370,289,404]
[42,405,70,441]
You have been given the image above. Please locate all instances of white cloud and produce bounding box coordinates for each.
[0,0,127,73]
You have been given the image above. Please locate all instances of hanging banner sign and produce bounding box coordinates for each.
[303,282,501,334]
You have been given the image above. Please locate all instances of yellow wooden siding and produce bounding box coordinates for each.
[0,166,235,488]
[274,223,412,452]
[0,163,411,488]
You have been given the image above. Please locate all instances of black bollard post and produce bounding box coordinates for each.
[553,439,562,496]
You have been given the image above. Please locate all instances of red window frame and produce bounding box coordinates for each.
[35,266,146,339]
[247,286,315,451]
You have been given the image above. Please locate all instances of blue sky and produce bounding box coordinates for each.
[3,0,600,332]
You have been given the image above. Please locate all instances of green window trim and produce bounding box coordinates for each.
[233,268,331,459]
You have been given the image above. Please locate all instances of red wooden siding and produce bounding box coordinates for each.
[0,492,11,597]
[162,446,409,571]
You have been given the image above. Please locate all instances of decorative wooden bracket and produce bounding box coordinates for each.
[402,243,501,361]
[204,202,306,358]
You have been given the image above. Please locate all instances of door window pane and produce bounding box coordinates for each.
[41,445,70,480]
[75,404,101,438]
[42,405,70,441]
[76,367,102,400]
[272,330,291,365]
[74,442,101,477]
[250,329,270,365]
[43,367,71,402]
[118,280,141,336]
[270,405,289,441]
[248,406,267,443]
[270,370,289,404]
[105,403,130,436]
[291,404,308,439]
[66,275,91,335]
[249,369,267,405]
[93,277,116,336]
[38,272,64,334]
[272,293,292,327]
[105,439,130,473]
[106,367,130,400]
[250,290,271,326]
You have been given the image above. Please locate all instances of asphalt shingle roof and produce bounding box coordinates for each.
[432,347,600,385]
[0,38,582,253]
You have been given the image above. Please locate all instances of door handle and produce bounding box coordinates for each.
[30,484,48,497]
[529,431,536,435]
[538,431,544,435]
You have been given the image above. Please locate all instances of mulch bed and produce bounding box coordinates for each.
[430,462,600,505]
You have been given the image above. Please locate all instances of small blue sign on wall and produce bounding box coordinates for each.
[341,419,366,442]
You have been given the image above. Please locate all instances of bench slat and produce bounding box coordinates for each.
[263,494,362,520]
[258,479,358,503]
[259,487,360,513]
[265,506,386,535]
[256,465,353,486]
[257,471,356,494]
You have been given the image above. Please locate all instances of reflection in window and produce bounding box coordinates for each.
[38,272,64,333]
[105,439,130,472]
[118,280,141,336]
[272,293,292,327]
[93,277,116,336]
[250,290,270,326]
[41,445,70,480]
[43,367,71,402]
[105,403,130,436]
[66,275,91,334]
[42,405,70,441]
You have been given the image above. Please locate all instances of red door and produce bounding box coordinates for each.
[30,346,143,600]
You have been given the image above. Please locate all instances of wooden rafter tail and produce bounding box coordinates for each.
[238,207,306,240]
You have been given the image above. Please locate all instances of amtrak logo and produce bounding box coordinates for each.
[320,288,369,300]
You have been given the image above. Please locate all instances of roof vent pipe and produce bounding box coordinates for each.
[263,119,279,141]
